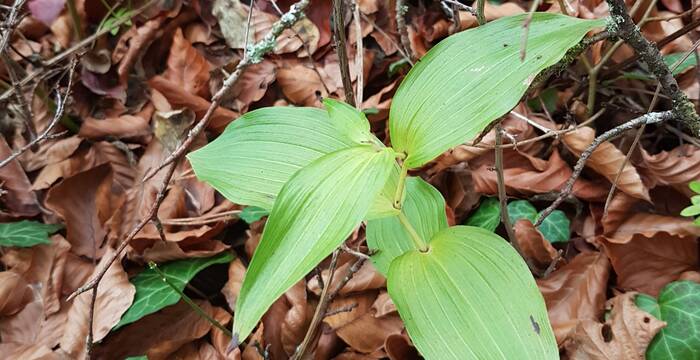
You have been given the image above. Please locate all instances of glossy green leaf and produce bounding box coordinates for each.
[188,103,377,211]
[366,177,448,275]
[389,13,604,168]
[507,200,538,224]
[636,281,700,360]
[233,146,394,342]
[537,210,570,243]
[681,205,700,217]
[388,226,557,359]
[465,197,501,231]
[115,252,233,329]
[0,220,62,247]
[239,206,269,224]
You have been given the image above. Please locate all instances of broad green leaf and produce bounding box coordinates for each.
[388,226,557,359]
[239,206,269,224]
[366,163,401,220]
[322,98,380,146]
[389,13,604,168]
[636,281,700,360]
[681,204,700,217]
[188,104,377,211]
[465,197,501,231]
[507,200,538,224]
[537,210,570,243]
[690,180,700,194]
[366,177,448,275]
[115,252,233,329]
[0,220,62,247]
[233,146,394,342]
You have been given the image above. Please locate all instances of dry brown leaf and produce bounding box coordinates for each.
[562,126,650,200]
[0,293,69,350]
[308,261,386,296]
[371,291,396,317]
[537,252,610,344]
[94,300,229,360]
[565,292,665,359]
[0,271,32,316]
[385,333,419,360]
[0,138,40,218]
[335,313,404,354]
[513,220,559,269]
[604,213,700,244]
[222,258,246,311]
[45,164,116,259]
[164,28,211,98]
[115,16,167,83]
[59,248,135,358]
[324,291,377,330]
[277,64,328,106]
[0,343,60,360]
[226,60,276,113]
[79,104,154,140]
[460,2,525,29]
[641,145,700,189]
[18,135,82,171]
[472,150,608,201]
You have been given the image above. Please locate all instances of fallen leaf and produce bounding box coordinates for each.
[385,333,419,360]
[0,271,33,316]
[59,248,135,358]
[603,233,699,296]
[513,219,559,269]
[565,292,665,359]
[164,28,211,98]
[604,213,700,244]
[562,126,649,200]
[18,135,82,171]
[45,164,116,259]
[222,258,246,310]
[308,261,386,296]
[335,312,404,354]
[79,104,154,140]
[226,60,276,113]
[262,280,310,357]
[0,138,40,218]
[642,145,700,190]
[277,63,328,106]
[324,292,377,330]
[537,252,610,344]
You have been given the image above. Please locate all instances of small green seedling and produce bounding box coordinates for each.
[189,13,604,359]
[681,180,700,225]
[99,7,133,36]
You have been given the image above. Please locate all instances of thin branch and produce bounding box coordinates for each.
[359,13,413,65]
[535,110,674,226]
[352,0,363,106]
[495,123,537,273]
[520,0,542,61]
[142,0,311,181]
[0,0,25,55]
[441,0,477,16]
[0,57,78,169]
[333,0,355,106]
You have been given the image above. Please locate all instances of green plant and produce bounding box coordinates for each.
[0,220,62,247]
[681,180,700,225]
[189,13,604,359]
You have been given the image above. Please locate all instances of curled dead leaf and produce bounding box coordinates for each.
[513,219,559,270]
[0,271,33,316]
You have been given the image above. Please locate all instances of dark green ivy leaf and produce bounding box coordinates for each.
[464,197,501,231]
[536,210,570,243]
[507,200,538,225]
[0,220,62,247]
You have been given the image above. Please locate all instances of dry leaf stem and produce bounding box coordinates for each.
[333,0,355,106]
[395,0,414,62]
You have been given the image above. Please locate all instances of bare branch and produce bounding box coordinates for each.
[333,0,355,106]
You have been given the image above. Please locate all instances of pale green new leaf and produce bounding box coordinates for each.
[0,220,62,247]
[389,13,605,168]
[636,281,700,360]
[115,251,233,329]
[366,177,448,275]
[465,197,500,231]
[388,226,557,360]
[188,103,377,211]
[233,146,394,342]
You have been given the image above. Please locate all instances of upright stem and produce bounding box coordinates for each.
[333,0,355,106]
[393,160,409,209]
[398,212,429,252]
[65,0,84,40]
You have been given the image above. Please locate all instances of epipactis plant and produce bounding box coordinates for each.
[189,13,604,359]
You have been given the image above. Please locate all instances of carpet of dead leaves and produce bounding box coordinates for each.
[1,0,700,359]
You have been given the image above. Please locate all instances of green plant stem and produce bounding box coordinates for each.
[65,0,84,40]
[148,262,232,337]
[393,160,409,209]
[398,212,429,252]
[476,0,486,25]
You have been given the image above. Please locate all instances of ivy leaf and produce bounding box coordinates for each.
[115,251,233,329]
[537,210,570,243]
[366,177,448,275]
[233,146,394,343]
[636,281,700,360]
[507,200,538,225]
[464,197,501,231]
[239,206,269,224]
[0,220,62,247]
[388,226,558,359]
[389,13,605,168]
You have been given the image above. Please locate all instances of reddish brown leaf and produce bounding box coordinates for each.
[562,126,649,200]
[335,312,404,354]
[0,138,40,218]
[642,145,700,190]
[222,258,246,311]
[164,28,211,98]
[513,220,559,270]
[0,271,32,316]
[565,292,665,359]
[308,261,386,297]
[537,252,610,344]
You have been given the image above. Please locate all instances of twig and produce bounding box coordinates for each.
[359,13,413,65]
[142,0,311,181]
[85,287,98,360]
[520,0,542,61]
[395,0,413,61]
[535,110,674,225]
[324,303,358,317]
[495,123,538,273]
[606,0,700,134]
[441,0,476,16]
[352,0,363,106]
[0,57,78,169]
[149,261,232,336]
[333,0,355,106]
[293,250,340,360]
[0,0,24,55]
